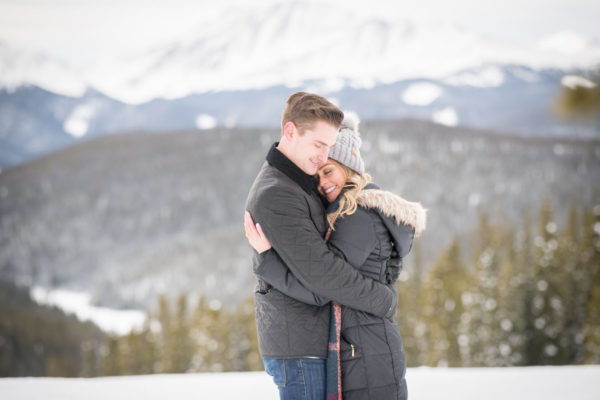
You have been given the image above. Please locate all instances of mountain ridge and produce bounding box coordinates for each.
[2,1,600,104]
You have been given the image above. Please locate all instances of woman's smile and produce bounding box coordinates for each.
[317,159,346,202]
[324,185,337,195]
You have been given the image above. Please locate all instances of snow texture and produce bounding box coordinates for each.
[0,41,87,97]
[1,366,599,400]
[31,286,146,335]
[443,66,505,87]
[561,75,597,89]
[4,3,600,104]
[402,82,443,106]
[63,104,95,138]
[433,107,459,127]
[195,114,217,130]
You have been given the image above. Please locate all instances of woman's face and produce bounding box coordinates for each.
[317,159,346,203]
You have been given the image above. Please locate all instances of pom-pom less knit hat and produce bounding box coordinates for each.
[328,111,365,174]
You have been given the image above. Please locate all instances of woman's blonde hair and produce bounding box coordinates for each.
[326,162,372,229]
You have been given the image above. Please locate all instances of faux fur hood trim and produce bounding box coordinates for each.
[357,189,427,237]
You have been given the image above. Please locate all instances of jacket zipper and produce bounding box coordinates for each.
[351,344,355,357]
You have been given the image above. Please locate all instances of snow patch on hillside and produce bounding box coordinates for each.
[444,66,505,87]
[402,82,443,106]
[561,75,597,89]
[31,286,146,335]
[63,104,95,138]
[433,107,459,126]
[195,114,217,130]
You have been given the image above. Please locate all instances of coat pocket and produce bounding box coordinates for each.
[340,334,359,359]
[340,335,367,392]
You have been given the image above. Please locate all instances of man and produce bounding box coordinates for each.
[245,92,397,400]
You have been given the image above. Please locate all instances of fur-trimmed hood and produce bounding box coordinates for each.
[357,186,427,238]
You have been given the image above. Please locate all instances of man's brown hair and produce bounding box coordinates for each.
[281,92,344,134]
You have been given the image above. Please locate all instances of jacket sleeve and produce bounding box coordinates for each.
[395,223,416,257]
[251,185,396,318]
[254,249,330,306]
[326,209,378,269]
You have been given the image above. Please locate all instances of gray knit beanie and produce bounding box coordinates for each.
[328,111,365,174]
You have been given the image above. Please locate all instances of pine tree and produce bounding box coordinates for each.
[156,294,174,373]
[395,240,427,367]
[502,210,537,366]
[555,69,600,118]
[583,205,600,363]
[467,211,506,366]
[421,238,471,366]
[494,225,527,366]
[119,328,156,375]
[227,296,261,371]
[191,296,226,372]
[529,200,569,365]
[100,335,122,376]
[170,294,193,373]
[559,205,588,363]
[81,337,101,377]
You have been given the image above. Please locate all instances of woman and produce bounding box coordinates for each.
[246,113,426,400]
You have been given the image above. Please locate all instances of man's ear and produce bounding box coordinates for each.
[283,121,296,141]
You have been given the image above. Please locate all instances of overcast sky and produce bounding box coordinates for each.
[1,0,599,67]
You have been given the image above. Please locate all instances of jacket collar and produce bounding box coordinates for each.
[266,142,318,195]
[357,186,427,237]
[324,182,427,237]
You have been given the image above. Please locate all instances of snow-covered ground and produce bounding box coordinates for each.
[1,366,599,400]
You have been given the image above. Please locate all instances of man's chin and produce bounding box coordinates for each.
[304,165,318,175]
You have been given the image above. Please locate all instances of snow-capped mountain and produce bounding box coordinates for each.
[0,41,87,98]
[3,2,598,104]
[83,1,600,104]
[1,0,600,167]
[2,65,599,168]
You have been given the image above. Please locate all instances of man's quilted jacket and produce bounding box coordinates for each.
[245,143,396,358]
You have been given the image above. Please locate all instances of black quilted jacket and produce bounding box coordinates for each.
[255,183,427,399]
[245,144,397,359]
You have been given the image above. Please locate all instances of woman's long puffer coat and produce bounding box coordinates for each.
[255,184,427,399]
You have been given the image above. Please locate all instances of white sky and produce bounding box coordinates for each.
[1,0,599,67]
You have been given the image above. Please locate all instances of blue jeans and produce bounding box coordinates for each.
[263,357,326,400]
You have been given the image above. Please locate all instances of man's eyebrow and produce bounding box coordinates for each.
[314,140,330,146]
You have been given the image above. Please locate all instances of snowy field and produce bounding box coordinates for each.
[1,365,599,400]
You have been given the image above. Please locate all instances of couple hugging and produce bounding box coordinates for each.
[245,92,426,400]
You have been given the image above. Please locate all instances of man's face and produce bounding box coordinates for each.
[288,120,338,175]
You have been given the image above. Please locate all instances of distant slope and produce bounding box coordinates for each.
[3,70,599,168]
[0,280,105,377]
[0,120,598,309]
